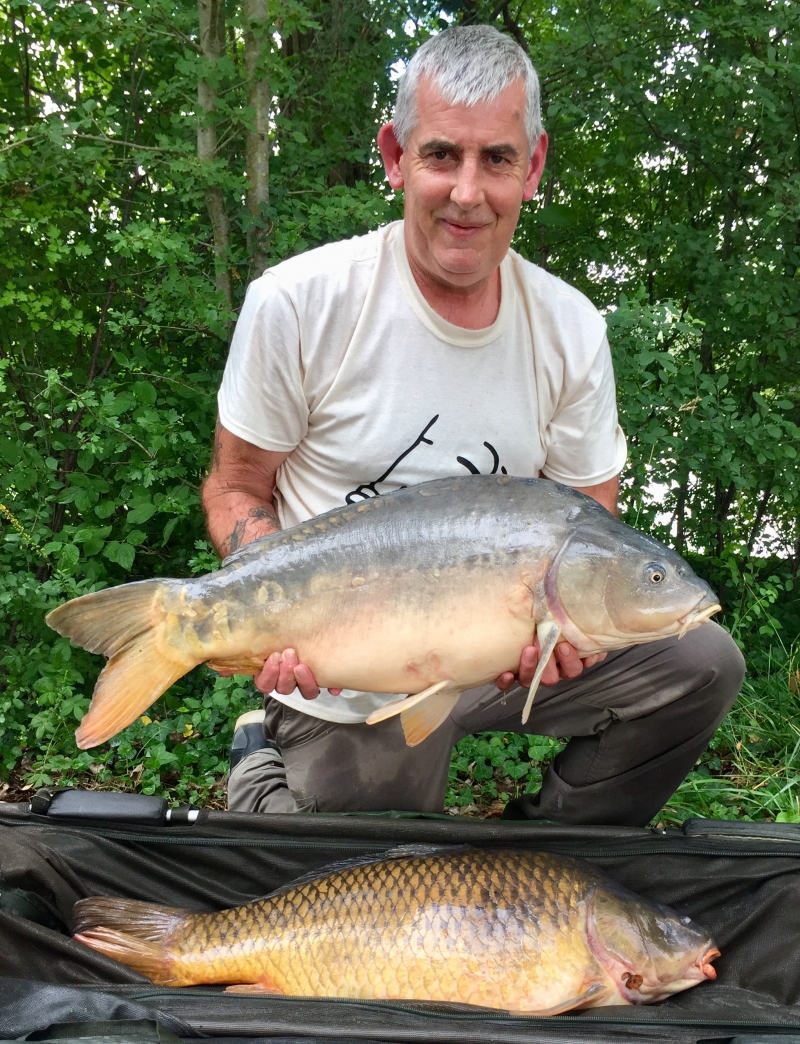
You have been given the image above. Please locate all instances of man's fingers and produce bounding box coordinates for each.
[516,644,540,688]
[253,652,280,694]
[496,670,517,691]
[294,663,321,701]
[275,648,299,695]
[554,641,584,680]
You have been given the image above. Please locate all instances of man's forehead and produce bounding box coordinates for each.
[409,74,528,144]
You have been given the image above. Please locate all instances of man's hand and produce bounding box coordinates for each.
[254,650,342,700]
[496,638,606,691]
[215,651,341,700]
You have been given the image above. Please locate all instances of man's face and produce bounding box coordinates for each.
[379,75,548,291]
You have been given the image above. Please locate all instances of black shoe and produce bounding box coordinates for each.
[230,709,281,772]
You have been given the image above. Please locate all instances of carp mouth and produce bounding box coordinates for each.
[615,944,720,1004]
[677,597,722,639]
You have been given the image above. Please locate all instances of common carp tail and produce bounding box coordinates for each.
[74,896,187,985]
[46,580,194,749]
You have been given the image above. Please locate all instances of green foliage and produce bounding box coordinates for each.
[1,0,798,819]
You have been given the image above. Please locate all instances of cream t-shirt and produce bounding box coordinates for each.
[218,220,627,722]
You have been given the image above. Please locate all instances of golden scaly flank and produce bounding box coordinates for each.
[164,850,604,1010]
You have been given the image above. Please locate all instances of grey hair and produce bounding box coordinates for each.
[393,25,543,156]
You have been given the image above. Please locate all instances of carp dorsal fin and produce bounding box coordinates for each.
[520,616,562,725]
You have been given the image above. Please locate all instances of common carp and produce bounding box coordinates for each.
[73,846,719,1014]
[46,475,721,750]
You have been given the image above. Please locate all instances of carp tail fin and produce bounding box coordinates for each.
[46,580,195,749]
[365,681,462,747]
[73,896,188,985]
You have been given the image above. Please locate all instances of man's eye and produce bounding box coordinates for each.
[431,150,449,161]
[488,154,506,165]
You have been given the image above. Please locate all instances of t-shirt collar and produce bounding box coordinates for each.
[390,221,515,348]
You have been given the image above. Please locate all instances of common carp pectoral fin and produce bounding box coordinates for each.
[400,687,462,747]
[365,680,450,726]
[507,982,612,1016]
[520,616,562,725]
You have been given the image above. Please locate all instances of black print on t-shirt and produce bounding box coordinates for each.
[344,415,508,504]
[457,442,508,476]
[345,415,439,502]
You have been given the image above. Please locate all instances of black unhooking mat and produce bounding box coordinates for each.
[2,795,800,1044]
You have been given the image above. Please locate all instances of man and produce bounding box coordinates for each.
[203,25,744,824]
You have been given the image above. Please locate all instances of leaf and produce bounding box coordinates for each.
[132,381,157,405]
[103,541,136,570]
[127,502,156,524]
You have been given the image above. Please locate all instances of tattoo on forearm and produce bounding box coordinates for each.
[248,505,280,527]
[225,505,281,556]
[228,518,247,553]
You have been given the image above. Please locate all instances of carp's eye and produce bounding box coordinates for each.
[646,564,666,584]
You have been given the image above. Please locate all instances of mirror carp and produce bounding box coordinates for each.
[46,475,721,750]
[73,846,720,1014]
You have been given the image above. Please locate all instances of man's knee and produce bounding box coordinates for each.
[679,621,745,713]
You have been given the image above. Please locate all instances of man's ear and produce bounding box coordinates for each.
[523,130,549,201]
[378,123,405,190]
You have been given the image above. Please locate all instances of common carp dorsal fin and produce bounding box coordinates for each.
[520,616,562,725]
[46,580,195,749]
[365,682,462,746]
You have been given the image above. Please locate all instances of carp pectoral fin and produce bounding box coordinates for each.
[508,982,612,1016]
[225,975,285,995]
[520,617,562,725]
[400,687,462,747]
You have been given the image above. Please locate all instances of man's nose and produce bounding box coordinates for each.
[450,157,484,210]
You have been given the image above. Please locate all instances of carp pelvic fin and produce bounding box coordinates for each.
[507,981,612,1016]
[365,681,461,746]
[520,616,562,725]
[400,686,462,746]
[46,580,195,749]
[73,896,188,985]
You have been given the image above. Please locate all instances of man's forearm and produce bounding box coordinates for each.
[204,489,282,558]
[202,422,290,558]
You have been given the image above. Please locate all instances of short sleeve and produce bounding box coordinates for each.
[540,334,628,487]
[217,274,309,453]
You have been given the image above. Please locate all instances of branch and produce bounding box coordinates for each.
[243,0,270,275]
[197,0,233,310]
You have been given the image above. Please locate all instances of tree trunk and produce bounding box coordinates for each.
[243,0,270,275]
[197,0,233,308]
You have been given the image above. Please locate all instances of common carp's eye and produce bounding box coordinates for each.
[646,564,666,584]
